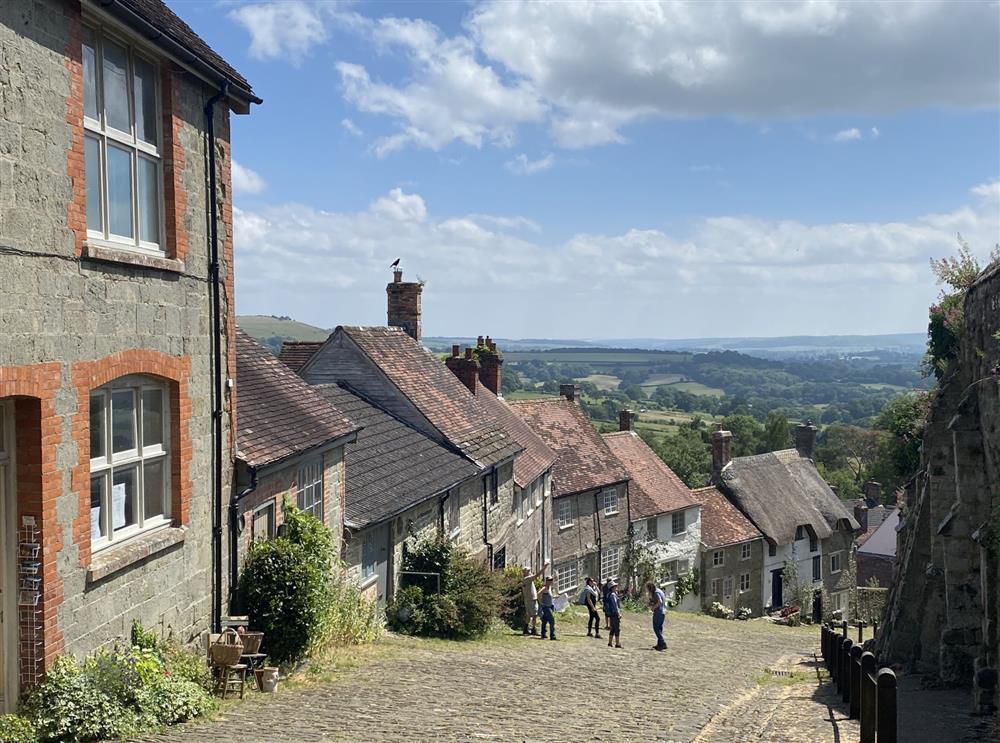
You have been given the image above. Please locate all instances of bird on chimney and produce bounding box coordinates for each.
[390,258,400,269]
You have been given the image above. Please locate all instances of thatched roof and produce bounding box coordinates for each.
[716,448,859,544]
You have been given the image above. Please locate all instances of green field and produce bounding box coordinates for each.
[640,373,685,387]
[668,381,725,397]
[505,350,689,363]
[505,390,557,401]
[578,373,622,390]
[861,383,911,391]
[237,315,329,342]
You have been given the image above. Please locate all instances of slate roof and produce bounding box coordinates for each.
[691,486,763,548]
[509,399,628,497]
[716,449,860,544]
[113,0,259,104]
[857,509,899,558]
[315,384,480,529]
[338,327,521,468]
[235,328,358,469]
[602,431,697,520]
[848,500,894,546]
[278,341,324,372]
[475,390,556,488]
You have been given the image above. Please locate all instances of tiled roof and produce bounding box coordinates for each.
[509,399,628,497]
[278,341,324,372]
[716,449,860,544]
[602,431,697,519]
[339,327,521,468]
[475,390,556,488]
[691,486,763,548]
[315,384,480,529]
[115,0,258,101]
[235,328,358,469]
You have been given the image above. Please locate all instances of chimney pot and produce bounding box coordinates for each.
[393,269,402,283]
[560,384,577,403]
[464,347,473,360]
[794,421,818,460]
[854,503,869,534]
[476,337,503,395]
[619,410,636,432]
[477,335,484,347]
[387,271,422,340]
[446,349,479,395]
[863,480,882,507]
[451,344,460,358]
[711,426,733,475]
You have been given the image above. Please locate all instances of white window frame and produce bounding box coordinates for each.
[445,489,461,541]
[252,502,275,543]
[740,542,751,561]
[711,578,720,596]
[556,497,575,529]
[82,23,165,255]
[723,576,733,598]
[602,488,619,516]
[646,516,658,541]
[297,457,325,523]
[809,534,818,553]
[812,554,822,582]
[89,376,170,552]
[361,530,378,580]
[739,573,751,592]
[671,510,686,535]
[535,478,544,508]
[830,552,842,574]
[712,550,724,567]
[601,544,622,581]
[555,561,577,594]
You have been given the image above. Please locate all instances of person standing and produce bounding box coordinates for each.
[602,578,613,630]
[521,564,546,636]
[584,577,601,638]
[605,581,623,648]
[646,581,667,651]
[538,576,557,640]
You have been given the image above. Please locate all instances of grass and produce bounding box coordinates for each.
[237,314,329,342]
[505,390,557,401]
[755,668,816,686]
[667,381,725,397]
[640,373,685,387]
[578,373,622,390]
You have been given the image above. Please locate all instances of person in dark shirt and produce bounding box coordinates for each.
[538,576,557,640]
[604,581,623,649]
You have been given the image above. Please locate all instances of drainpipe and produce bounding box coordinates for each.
[228,466,258,611]
[482,471,493,568]
[205,83,228,634]
[594,490,602,581]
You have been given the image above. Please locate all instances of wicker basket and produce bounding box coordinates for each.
[210,628,243,666]
[241,631,263,655]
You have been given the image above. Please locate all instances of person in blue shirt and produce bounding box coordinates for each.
[604,581,623,648]
[646,581,667,651]
[538,576,557,640]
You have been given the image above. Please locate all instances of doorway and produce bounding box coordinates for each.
[0,401,15,712]
[771,568,784,609]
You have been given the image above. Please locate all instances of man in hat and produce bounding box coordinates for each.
[604,580,623,648]
[521,563,546,635]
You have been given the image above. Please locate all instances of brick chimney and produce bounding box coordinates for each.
[711,423,733,475]
[794,421,817,460]
[854,502,869,534]
[560,384,577,403]
[386,269,422,341]
[445,346,479,395]
[477,337,503,396]
[862,480,882,507]
[619,409,636,432]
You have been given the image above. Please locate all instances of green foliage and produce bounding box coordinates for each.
[817,464,862,500]
[870,392,928,493]
[761,411,791,452]
[736,606,753,621]
[385,538,500,639]
[239,502,382,667]
[707,601,734,619]
[620,540,657,594]
[0,714,36,743]
[497,566,536,630]
[669,569,700,608]
[655,426,711,487]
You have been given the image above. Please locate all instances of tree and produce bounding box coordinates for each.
[656,428,711,488]
[817,425,881,484]
[760,411,791,453]
[721,415,764,457]
[622,384,646,402]
[870,392,928,494]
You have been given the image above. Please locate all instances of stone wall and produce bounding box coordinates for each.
[877,262,1000,716]
[700,538,764,616]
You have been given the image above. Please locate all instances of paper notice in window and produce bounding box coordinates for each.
[90,506,102,539]
[112,482,126,530]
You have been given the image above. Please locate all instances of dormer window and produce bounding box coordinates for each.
[83,24,163,254]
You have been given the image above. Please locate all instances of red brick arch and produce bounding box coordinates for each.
[71,350,192,568]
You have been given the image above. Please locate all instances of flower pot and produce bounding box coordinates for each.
[259,666,279,693]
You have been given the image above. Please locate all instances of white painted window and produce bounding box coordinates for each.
[741,542,751,560]
[739,573,751,592]
[89,378,169,550]
[768,542,777,557]
[795,525,806,541]
[297,458,324,522]
[82,24,164,254]
[832,592,843,611]
[556,497,575,529]
[252,502,274,542]
[711,578,720,596]
[812,555,821,581]
[677,559,690,574]
[664,560,677,580]
[712,550,724,567]
[601,545,622,580]
[671,510,686,535]
[535,479,544,507]
[830,552,842,573]
[723,577,733,598]
[602,488,619,515]
[555,561,577,594]
[362,530,377,579]
[809,534,818,552]
[647,517,658,540]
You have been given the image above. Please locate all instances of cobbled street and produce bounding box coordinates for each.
[133,612,836,743]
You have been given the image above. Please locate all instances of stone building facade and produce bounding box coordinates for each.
[877,262,1000,716]
[0,0,257,710]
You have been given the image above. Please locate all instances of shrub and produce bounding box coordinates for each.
[497,566,528,629]
[707,601,734,620]
[0,714,36,743]
[736,606,753,621]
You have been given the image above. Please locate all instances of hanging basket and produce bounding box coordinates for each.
[209,628,243,666]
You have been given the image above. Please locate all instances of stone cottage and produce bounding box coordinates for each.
[0,0,258,709]
[510,387,630,597]
[232,330,358,603]
[602,411,700,607]
[691,486,765,616]
[711,422,859,619]
[314,382,481,604]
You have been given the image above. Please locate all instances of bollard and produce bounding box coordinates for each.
[841,638,854,700]
[858,620,865,644]
[850,645,862,719]
[877,668,897,743]
[842,619,849,637]
[873,620,878,638]
[860,652,877,743]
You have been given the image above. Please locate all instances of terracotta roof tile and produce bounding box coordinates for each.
[509,399,628,497]
[278,341,324,372]
[602,431,697,519]
[691,486,763,548]
[475,390,556,487]
[235,329,358,468]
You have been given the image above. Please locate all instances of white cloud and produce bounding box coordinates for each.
[505,153,554,175]
[228,1,332,62]
[833,127,862,142]
[231,160,266,194]
[870,126,880,139]
[341,118,363,137]
[234,183,1000,337]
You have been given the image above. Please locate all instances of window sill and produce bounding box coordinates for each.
[558,523,574,532]
[87,526,186,583]
[359,574,378,590]
[604,511,619,517]
[83,241,184,273]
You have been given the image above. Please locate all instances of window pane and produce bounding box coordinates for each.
[112,466,138,533]
[90,475,105,540]
[85,136,103,231]
[133,55,158,145]
[103,38,130,132]
[107,145,134,238]
[137,156,159,244]
[143,459,164,521]
[110,389,136,454]
[89,392,105,460]
[83,27,98,120]
[141,388,163,448]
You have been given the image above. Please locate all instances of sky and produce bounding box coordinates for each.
[172,0,1000,339]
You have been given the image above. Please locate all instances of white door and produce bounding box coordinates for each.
[0,401,14,712]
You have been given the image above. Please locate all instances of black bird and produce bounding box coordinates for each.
[390,258,400,268]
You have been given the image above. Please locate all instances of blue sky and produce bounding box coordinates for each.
[172,1,1000,339]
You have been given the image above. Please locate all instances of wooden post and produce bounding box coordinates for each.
[850,645,862,719]
[860,652,877,743]
[877,668,897,743]
[858,620,865,644]
[873,620,878,638]
[842,619,849,637]
[841,638,854,699]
